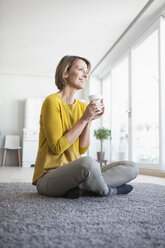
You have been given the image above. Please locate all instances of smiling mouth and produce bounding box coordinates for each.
[79,78,87,83]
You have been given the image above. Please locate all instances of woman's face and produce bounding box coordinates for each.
[65,59,89,90]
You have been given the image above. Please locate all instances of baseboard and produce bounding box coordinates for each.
[139,169,165,178]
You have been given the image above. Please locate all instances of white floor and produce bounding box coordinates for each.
[0,167,165,185]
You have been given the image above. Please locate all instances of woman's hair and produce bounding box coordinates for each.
[55,55,91,90]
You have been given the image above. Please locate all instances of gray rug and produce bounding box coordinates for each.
[0,183,165,248]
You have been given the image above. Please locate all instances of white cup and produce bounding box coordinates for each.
[88,94,103,112]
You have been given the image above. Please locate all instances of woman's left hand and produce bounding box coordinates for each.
[92,99,105,120]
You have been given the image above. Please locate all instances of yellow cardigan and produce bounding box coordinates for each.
[32,93,89,185]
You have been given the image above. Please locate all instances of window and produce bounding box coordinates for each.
[111,56,129,161]
[132,30,159,165]
[90,17,165,170]
[102,74,111,161]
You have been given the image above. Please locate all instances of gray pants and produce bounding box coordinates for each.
[36,156,138,197]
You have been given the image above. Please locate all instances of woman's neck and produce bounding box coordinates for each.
[57,87,77,104]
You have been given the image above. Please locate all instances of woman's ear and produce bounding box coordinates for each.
[64,72,68,79]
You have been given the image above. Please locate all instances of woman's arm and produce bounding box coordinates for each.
[65,117,89,146]
[65,99,104,146]
[43,96,104,155]
[42,97,71,155]
[79,121,91,148]
[79,99,105,154]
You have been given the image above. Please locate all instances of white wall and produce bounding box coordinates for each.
[0,75,53,165]
[0,73,84,166]
[0,1,87,166]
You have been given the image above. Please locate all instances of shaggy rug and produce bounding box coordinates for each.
[0,182,165,248]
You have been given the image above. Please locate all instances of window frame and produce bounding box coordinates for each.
[130,19,160,170]
[106,17,165,170]
[89,16,165,171]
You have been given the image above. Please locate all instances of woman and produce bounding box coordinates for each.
[32,55,138,199]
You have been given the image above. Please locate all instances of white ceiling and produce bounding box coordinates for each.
[0,0,161,76]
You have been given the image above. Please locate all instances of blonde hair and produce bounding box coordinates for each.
[55,55,91,90]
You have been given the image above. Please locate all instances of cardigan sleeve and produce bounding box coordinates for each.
[41,96,70,155]
[79,101,90,155]
[79,145,89,154]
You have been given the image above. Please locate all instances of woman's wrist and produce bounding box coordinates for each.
[86,120,92,126]
[80,115,92,123]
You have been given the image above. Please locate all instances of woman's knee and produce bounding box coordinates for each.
[128,161,139,180]
[79,156,99,172]
[36,176,48,196]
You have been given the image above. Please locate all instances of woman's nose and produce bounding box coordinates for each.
[83,71,88,78]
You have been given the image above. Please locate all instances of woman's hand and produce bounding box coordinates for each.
[81,99,105,122]
[92,98,105,120]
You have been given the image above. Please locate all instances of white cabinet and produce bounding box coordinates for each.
[22,98,45,167]
[22,129,39,167]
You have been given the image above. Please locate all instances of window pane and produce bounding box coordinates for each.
[132,30,159,164]
[111,57,129,161]
[88,77,102,159]
[102,74,111,162]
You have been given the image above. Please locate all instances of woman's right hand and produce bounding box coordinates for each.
[81,99,104,122]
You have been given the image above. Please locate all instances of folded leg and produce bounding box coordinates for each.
[101,160,139,187]
[36,156,109,197]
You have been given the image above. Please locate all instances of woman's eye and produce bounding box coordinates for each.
[78,68,88,74]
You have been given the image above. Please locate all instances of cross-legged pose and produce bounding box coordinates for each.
[32,55,138,199]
